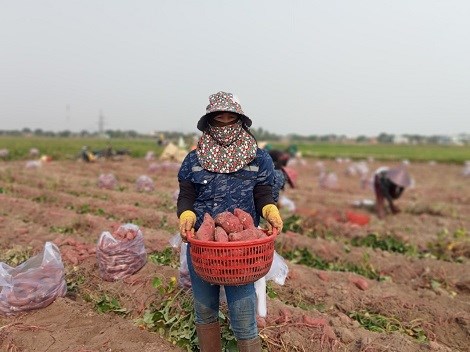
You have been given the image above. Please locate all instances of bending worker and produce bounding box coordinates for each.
[374,165,412,219]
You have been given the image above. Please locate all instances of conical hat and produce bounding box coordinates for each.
[386,167,411,188]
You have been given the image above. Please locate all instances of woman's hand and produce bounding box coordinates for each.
[179,210,196,241]
[262,204,283,235]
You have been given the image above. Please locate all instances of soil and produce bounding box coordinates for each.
[0,156,468,352]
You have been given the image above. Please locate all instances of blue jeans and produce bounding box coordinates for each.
[187,244,258,340]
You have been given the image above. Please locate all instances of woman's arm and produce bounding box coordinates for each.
[177,180,196,217]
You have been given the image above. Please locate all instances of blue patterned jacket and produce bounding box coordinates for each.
[177,148,275,229]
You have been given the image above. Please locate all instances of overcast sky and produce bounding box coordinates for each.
[1,1,469,137]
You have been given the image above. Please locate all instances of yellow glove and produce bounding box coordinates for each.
[179,210,196,241]
[262,204,283,235]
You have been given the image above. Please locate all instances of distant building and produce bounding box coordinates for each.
[392,135,410,144]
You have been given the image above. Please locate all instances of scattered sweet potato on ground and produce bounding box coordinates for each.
[302,316,328,326]
[350,276,369,290]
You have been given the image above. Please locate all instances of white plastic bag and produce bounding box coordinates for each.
[265,251,289,285]
[135,175,155,192]
[279,195,296,212]
[97,173,118,189]
[96,223,147,281]
[0,242,67,316]
[179,242,191,289]
[255,277,267,317]
[256,251,289,318]
[169,234,191,288]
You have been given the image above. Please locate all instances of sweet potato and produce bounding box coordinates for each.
[113,227,138,241]
[196,213,215,241]
[214,226,229,242]
[234,208,255,229]
[350,277,369,291]
[228,228,265,242]
[214,211,243,233]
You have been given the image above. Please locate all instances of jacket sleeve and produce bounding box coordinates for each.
[253,149,275,213]
[254,184,274,214]
[176,151,196,217]
[177,180,196,217]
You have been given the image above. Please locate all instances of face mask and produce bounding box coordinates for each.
[208,120,243,146]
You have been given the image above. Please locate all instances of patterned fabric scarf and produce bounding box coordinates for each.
[196,121,258,173]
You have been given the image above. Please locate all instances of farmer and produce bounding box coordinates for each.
[80,146,96,162]
[374,165,412,219]
[177,91,283,352]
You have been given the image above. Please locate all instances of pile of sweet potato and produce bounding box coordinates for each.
[0,243,67,316]
[96,224,147,281]
[0,264,67,315]
[194,208,268,242]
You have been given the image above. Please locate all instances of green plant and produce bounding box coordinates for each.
[349,310,428,342]
[94,294,128,315]
[351,233,417,255]
[266,281,278,299]
[95,208,106,216]
[139,277,237,351]
[141,277,197,350]
[453,228,467,239]
[65,267,86,294]
[0,245,33,266]
[149,247,179,268]
[77,203,91,214]
[32,194,55,203]
[49,225,76,235]
[282,214,303,233]
[278,247,382,280]
[425,228,469,262]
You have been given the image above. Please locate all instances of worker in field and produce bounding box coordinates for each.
[374,165,412,219]
[268,149,297,202]
[81,146,96,162]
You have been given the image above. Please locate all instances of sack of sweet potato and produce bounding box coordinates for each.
[96,223,147,281]
[194,208,269,242]
[0,242,67,316]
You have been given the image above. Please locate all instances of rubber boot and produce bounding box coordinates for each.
[195,322,221,352]
[237,336,261,352]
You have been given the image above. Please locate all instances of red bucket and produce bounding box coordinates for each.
[346,210,370,226]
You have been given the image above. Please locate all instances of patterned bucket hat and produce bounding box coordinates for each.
[197,91,252,131]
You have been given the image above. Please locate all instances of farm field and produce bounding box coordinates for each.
[1,136,470,163]
[0,155,469,351]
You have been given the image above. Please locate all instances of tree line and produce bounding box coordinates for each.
[0,127,468,145]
